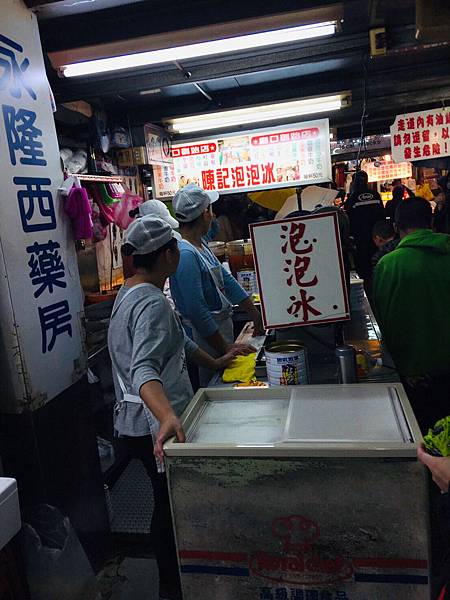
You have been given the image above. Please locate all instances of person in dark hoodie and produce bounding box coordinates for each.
[384,183,414,221]
[434,174,450,235]
[373,197,450,433]
[344,169,385,284]
[371,220,399,266]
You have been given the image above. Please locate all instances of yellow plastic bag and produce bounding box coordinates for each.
[223,353,257,383]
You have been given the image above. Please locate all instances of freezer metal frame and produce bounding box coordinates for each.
[164,383,422,458]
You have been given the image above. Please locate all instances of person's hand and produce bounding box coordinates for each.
[214,347,247,371]
[231,342,256,355]
[252,313,265,337]
[154,414,185,463]
[417,443,450,493]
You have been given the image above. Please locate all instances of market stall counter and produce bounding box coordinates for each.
[163,287,431,599]
[211,292,398,388]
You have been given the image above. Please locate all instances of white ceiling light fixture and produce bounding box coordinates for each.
[139,88,162,95]
[165,94,350,134]
[60,21,336,78]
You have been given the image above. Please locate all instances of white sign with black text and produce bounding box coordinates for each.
[250,214,349,329]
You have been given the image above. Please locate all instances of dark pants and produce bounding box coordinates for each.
[400,373,450,434]
[439,493,450,599]
[124,435,182,599]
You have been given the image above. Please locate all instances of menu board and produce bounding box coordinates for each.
[153,119,332,198]
[362,160,412,182]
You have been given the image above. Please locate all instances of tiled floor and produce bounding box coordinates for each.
[110,460,154,535]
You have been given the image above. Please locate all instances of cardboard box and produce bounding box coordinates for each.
[117,147,147,166]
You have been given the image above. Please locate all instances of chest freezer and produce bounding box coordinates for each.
[164,384,430,600]
[0,478,21,550]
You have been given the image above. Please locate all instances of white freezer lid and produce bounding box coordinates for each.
[284,385,411,443]
[0,478,21,550]
[186,385,413,446]
[187,397,289,445]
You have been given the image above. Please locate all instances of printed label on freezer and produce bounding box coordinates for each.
[179,515,428,596]
[168,456,430,600]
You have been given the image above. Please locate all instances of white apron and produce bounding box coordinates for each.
[110,283,165,472]
[183,242,234,386]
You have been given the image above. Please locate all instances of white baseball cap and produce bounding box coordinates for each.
[138,200,179,229]
[172,183,219,223]
[124,216,180,255]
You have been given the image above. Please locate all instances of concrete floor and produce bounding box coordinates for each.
[77,459,159,600]
[80,556,159,600]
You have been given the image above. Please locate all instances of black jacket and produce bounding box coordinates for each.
[344,189,385,244]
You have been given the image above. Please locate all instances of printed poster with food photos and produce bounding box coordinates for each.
[153,119,332,198]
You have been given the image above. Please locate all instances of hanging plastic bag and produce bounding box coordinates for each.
[91,202,107,243]
[97,437,115,472]
[111,190,142,230]
[98,183,122,206]
[90,185,115,225]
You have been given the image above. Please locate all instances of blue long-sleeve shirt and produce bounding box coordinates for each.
[170,240,248,337]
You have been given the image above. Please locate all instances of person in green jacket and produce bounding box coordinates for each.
[373,196,450,433]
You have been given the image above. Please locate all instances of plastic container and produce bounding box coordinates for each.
[265,341,309,386]
[226,239,255,275]
[356,349,383,379]
[349,277,365,311]
[207,241,226,263]
[226,239,258,294]
[236,269,258,294]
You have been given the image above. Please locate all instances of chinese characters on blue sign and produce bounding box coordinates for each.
[3,105,46,166]
[0,33,72,354]
[0,33,37,100]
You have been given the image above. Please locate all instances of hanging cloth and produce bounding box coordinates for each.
[64,184,94,239]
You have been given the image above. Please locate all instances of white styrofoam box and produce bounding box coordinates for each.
[0,478,21,550]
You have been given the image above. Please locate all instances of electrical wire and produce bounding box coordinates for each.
[356,57,369,168]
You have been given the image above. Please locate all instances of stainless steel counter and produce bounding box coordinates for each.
[210,294,398,387]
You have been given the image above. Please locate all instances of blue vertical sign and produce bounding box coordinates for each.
[0,1,85,412]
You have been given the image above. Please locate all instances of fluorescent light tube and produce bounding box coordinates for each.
[166,95,347,134]
[61,21,336,77]
[139,88,162,95]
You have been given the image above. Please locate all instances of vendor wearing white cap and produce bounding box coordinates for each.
[169,183,264,386]
[123,200,180,280]
[108,216,238,600]
[138,199,180,228]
